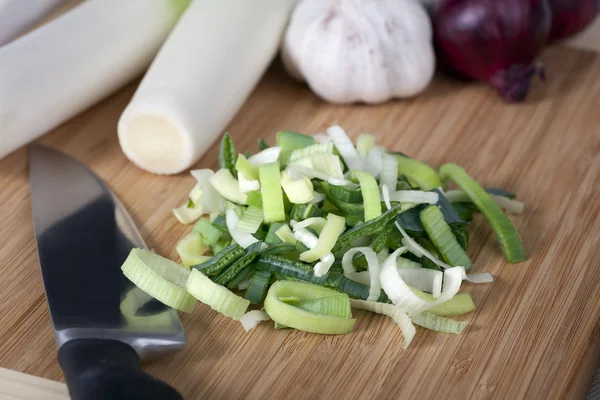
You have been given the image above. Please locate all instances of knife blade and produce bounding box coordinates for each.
[29,144,185,400]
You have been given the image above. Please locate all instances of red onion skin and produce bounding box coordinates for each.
[548,0,599,40]
[433,0,552,102]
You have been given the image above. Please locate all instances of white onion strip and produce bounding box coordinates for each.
[342,247,380,301]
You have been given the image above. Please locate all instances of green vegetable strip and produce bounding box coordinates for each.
[330,184,363,203]
[186,269,249,320]
[265,222,284,244]
[236,154,259,180]
[451,225,469,251]
[332,203,403,254]
[193,244,244,275]
[192,218,223,245]
[259,162,285,222]
[411,288,475,316]
[210,215,228,231]
[244,270,272,304]
[218,133,237,176]
[277,131,317,165]
[451,202,477,222]
[299,213,346,263]
[372,221,394,253]
[356,133,376,158]
[485,187,516,199]
[351,171,381,221]
[288,295,352,319]
[254,255,329,286]
[290,203,322,221]
[289,141,334,162]
[439,163,526,263]
[225,265,255,290]
[320,182,365,216]
[275,224,296,244]
[246,190,263,207]
[411,311,468,334]
[420,205,472,269]
[214,242,262,285]
[327,272,388,302]
[395,155,441,190]
[236,206,263,234]
[258,138,270,151]
[433,188,465,224]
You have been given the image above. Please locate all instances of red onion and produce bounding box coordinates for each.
[548,0,599,40]
[433,0,552,102]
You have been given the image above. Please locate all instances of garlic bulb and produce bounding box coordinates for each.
[282,0,436,104]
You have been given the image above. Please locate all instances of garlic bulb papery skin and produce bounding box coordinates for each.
[282,0,436,104]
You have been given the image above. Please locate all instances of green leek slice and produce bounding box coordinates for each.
[289,141,334,162]
[411,288,475,316]
[259,162,285,222]
[439,163,526,263]
[350,170,381,221]
[175,232,207,268]
[214,242,262,285]
[186,269,249,320]
[192,218,223,245]
[209,169,247,205]
[287,294,352,319]
[236,206,264,234]
[121,249,197,313]
[356,133,376,159]
[218,132,237,176]
[264,281,355,334]
[281,170,314,204]
[420,205,472,269]
[275,224,297,244]
[299,213,346,263]
[411,311,468,334]
[394,155,441,190]
[236,154,259,180]
[277,131,317,165]
[244,270,272,304]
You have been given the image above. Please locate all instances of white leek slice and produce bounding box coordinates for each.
[294,227,336,277]
[411,311,468,334]
[327,125,363,171]
[313,133,330,144]
[289,141,334,162]
[397,268,443,299]
[226,209,258,248]
[210,169,248,204]
[311,191,326,204]
[118,0,296,174]
[350,299,415,349]
[287,165,354,187]
[380,249,465,315]
[464,273,494,283]
[248,146,281,165]
[186,269,250,320]
[306,154,345,179]
[314,253,336,277]
[191,169,225,214]
[238,171,261,193]
[121,248,197,313]
[240,310,271,332]
[391,190,439,204]
[281,170,314,204]
[2,0,188,160]
[363,147,383,177]
[444,190,524,214]
[264,281,355,334]
[275,224,297,244]
[380,153,398,193]
[172,204,204,224]
[176,232,208,268]
[356,134,376,160]
[342,247,380,301]
[299,213,346,263]
[294,227,319,248]
[291,217,327,234]
[236,206,263,233]
[402,237,423,257]
[187,184,203,204]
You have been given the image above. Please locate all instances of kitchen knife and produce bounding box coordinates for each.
[29,144,185,400]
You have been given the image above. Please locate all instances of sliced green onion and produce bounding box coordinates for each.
[264,281,355,334]
[289,141,334,162]
[277,131,316,165]
[236,206,263,234]
[281,170,314,204]
[391,190,439,204]
[380,247,465,315]
[395,155,441,190]
[372,221,394,253]
[176,232,207,268]
[439,163,526,263]
[226,209,259,248]
[225,264,256,290]
[341,247,380,301]
[255,255,329,285]
[186,269,249,320]
[330,184,363,203]
[259,162,285,222]
[350,299,415,349]
[121,249,197,313]
[411,311,468,334]
[356,133,376,160]
[244,270,272,304]
[194,244,244,275]
[327,125,362,171]
[420,205,472,269]
[214,242,262,285]
[236,154,259,180]
[380,153,398,193]
[260,243,296,256]
[327,272,387,302]
[350,170,381,221]
[218,132,237,176]
[319,182,365,216]
[275,224,297,244]
[411,288,475,316]
[238,171,260,193]
[240,310,271,332]
[290,203,322,221]
[193,218,223,245]
[209,169,247,205]
[299,213,345,263]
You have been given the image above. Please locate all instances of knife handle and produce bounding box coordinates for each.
[58,338,183,400]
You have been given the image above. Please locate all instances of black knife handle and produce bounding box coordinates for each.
[58,339,183,400]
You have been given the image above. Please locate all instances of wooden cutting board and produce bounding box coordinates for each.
[0,44,599,399]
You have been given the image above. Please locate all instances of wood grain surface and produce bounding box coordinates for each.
[0,46,599,399]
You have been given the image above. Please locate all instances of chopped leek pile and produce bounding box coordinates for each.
[122,125,526,348]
